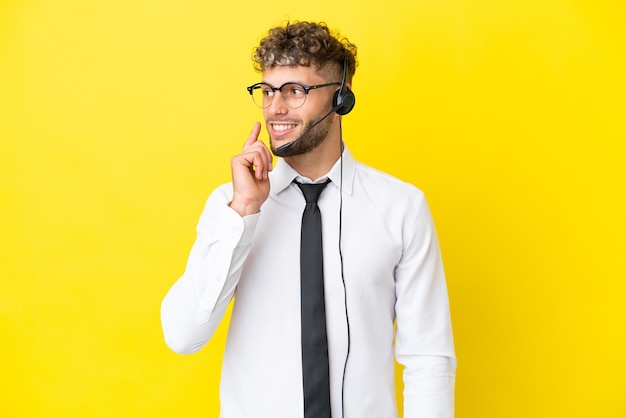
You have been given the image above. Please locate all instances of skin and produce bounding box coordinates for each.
[229,65,347,217]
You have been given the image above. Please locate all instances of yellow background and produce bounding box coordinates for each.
[1,0,625,417]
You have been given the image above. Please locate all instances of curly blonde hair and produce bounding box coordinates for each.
[252,21,357,83]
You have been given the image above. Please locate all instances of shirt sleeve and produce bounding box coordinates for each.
[394,194,456,418]
[160,184,259,354]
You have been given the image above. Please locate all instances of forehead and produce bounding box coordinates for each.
[261,65,326,86]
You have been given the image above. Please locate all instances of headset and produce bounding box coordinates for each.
[333,55,356,116]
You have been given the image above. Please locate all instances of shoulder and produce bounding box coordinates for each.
[353,161,426,205]
[208,182,234,202]
[198,182,234,218]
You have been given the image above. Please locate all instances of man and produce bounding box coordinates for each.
[161,21,456,418]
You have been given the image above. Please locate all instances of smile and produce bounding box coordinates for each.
[272,124,298,131]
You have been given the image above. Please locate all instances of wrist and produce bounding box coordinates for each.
[228,199,261,217]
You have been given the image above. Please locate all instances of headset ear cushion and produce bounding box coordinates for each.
[333,88,356,115]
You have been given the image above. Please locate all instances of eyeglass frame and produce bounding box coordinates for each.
[246,81,341,109]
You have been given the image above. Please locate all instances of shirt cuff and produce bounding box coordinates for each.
[239,211,260,247]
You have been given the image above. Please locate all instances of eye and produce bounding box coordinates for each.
[286,84,306,97]
[260,85,274,97]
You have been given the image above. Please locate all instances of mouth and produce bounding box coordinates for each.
[268,121,299,140]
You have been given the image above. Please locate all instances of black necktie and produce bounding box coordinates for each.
[296,179,332,418]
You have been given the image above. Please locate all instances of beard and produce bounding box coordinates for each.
[268,113,333,157]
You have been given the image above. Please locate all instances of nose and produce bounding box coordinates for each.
[267,91,288,115]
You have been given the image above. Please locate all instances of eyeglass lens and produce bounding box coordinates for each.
[251,83,307,109]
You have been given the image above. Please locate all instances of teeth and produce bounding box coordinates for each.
[273,124,296,131]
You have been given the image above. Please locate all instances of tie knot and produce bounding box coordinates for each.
[295,179,331,204]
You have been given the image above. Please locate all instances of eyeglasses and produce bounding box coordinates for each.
[246,81,340,109]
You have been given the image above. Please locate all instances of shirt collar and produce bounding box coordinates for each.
[269,145,356,197]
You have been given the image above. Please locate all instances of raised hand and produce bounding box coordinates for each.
[228,122,273,216]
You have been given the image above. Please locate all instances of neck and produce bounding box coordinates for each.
[284,132,342,180]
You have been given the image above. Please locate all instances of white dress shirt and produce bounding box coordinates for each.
[161,147,456,418]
